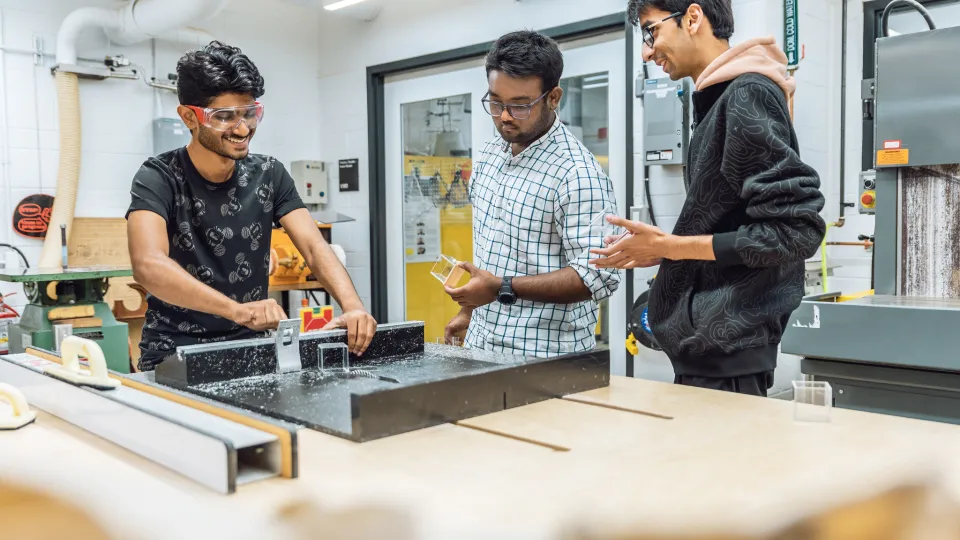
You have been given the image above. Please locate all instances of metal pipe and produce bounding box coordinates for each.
[881,0,936,38]
[827,241,873,248]
[838,0,848,219]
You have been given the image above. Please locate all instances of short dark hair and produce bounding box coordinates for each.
[628,0,735,41]
[176,41,265,107]
[485,30,564,93]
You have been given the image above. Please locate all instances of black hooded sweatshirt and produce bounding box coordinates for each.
[648,72,826,378]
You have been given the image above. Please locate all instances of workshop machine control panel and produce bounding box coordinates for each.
[291,160,328,205]
[859,169,876,214]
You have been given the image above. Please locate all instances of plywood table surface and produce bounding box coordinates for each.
[4,376,960,540]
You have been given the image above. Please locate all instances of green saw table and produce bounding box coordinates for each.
[0,265,132,372]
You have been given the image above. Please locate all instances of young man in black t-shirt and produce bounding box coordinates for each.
[126,41,376,371]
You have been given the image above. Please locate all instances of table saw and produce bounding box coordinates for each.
[782,16,960,424]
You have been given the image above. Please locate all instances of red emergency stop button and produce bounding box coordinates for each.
[861,191,876,207]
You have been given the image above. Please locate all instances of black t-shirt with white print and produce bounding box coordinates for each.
[126,147,305,371]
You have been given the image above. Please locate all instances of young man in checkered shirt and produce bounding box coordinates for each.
[443,30,621,358]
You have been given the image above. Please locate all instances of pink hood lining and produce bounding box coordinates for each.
[695,36,796,100]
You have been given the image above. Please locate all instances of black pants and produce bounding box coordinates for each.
[674,370,775,397]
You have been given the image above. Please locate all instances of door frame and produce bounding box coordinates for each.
[366,12,636,372]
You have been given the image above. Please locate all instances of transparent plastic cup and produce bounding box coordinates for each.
[430,254,466,287]
[436,336,462,347]
[793,380,833,422]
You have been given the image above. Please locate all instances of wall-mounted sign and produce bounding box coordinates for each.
[13,194,54,238]
[784,0,799,69]
[339,159,359,192]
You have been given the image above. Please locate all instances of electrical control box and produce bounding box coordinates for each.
[291,160,328,205]
[152,118,191,155]
[638,75,691,166]
[859,169,876,214]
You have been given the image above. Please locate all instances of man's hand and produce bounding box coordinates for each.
[322,309,377,356]
[445,263,500,309]
[444,309,472,344]
[589,216,666,269]
[232,299,287,332]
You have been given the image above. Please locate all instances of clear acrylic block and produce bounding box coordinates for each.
[793,380,833,422]
[430,254,466,287]
[318,343,349,375]
[436,336,462,347]
[577,206,629,261]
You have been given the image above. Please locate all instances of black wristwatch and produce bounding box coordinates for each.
[497,277,517,305]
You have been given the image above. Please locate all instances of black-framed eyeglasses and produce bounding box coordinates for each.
[641,11,682,47]
[481,90,551,120]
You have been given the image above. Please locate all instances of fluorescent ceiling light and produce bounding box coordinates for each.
[583,75,608,83]
[583,83,608,90]
[325,0,366,10]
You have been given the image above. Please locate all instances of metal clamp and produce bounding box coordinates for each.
[275,319,301,374]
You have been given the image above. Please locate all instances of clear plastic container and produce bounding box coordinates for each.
[793,380,833,422]
[430,254,466,287]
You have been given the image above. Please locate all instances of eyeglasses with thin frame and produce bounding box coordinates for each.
[640,12,683,48]
[481,90,551,120]
[185,102,265,132]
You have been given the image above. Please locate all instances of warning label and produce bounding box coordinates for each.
[877,149,909,166]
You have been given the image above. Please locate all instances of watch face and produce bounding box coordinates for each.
[498,292,516,305]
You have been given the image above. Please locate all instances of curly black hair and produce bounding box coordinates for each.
[176,41,265,107]
[485,30,564,93]
[627,0,735,40]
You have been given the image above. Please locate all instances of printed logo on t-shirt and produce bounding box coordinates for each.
[173,222,196,252]
[242,285,264,303]
[241,222,263,250]
[256,181,274,213]
[238,163,250,187]
[205,226,235,256]
[191,197,207,226]
[229,252,253,284]
[177,321,206,334]
[221,187,243,216]
[148,334,177,352]
[145,310,171,329]
[187,263,215,284]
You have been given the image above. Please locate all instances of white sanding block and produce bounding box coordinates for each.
[43,336,119,390]
[0,382,37,430]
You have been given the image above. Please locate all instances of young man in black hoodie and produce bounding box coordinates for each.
[590,0,826,396]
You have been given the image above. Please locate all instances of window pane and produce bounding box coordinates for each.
[559,72,612,347]
[401,94,473,343]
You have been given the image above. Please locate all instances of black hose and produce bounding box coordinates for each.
[881,0,936,38]
[0,244,30,269]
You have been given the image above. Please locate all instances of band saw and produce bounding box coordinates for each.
[782,11,960,424]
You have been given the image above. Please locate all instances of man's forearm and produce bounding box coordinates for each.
[134,256,238,320]
[302,242,364,311]
[512,267,592,304]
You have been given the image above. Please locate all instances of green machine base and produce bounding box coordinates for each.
[1,265,133,373]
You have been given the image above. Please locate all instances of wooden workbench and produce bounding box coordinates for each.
[3,376,960,540]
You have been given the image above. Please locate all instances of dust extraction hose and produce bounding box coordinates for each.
[39,71,81,268]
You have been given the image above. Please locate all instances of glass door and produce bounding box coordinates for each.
[383,35,628,372]
[384,61,490,342]
[557,35,628,373]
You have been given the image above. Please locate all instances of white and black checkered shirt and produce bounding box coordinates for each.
[465,114,621,357]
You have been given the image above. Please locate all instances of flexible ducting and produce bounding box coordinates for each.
[38,72,82,268]
[40,0,228,267]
